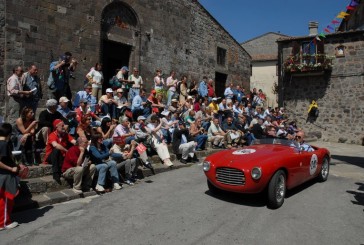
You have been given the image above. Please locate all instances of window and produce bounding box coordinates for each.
[217,47,226,66]
[301,40,324,65]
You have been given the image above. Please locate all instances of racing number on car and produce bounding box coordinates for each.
[309,154,318,176]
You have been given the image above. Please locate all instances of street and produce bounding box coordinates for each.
[2,142,364,245]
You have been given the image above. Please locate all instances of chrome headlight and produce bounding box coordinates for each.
[251,167,262,180]
[203,161,211,172]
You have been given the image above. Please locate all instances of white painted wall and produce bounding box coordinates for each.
[250,61,278,108]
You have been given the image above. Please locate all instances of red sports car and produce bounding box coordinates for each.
[203,138,330,208]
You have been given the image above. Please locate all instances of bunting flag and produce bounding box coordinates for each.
[336,14,345,19]
[331,20,340,24]
[319,33,326,38]
[350,0,359,7]
[346,6,355,10]
[327,25,335,31]
[339,11,350,17]
[316,36,321,41]
[324,28,331,33]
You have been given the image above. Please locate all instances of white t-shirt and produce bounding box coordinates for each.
[129,74,143,88]
[87,70,103,88]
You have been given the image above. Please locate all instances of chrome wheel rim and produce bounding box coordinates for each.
[321,158,329,178]
[276,175,285,202]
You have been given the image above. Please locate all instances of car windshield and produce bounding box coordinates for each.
[251,138,300,149]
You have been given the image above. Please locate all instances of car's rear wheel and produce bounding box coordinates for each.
[317,156,329,182]
[207,180,221,195]
[267,170,286,209]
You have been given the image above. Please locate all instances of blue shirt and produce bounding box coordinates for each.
[132,95,146,110]
[198,81,208,97]
[50,61,70,91]
[73,91,97,108]
[224,87,234,99]
[233,89,245,102]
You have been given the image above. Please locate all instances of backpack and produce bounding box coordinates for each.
[109,76,121,89]
[176,81,182,94]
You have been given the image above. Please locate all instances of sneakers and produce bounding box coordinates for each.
[125,179,134,186]
[95,184,105,192]
[180,158,188,164]
[73,187,83,194]
[113,183,122,190]
[0,222,19,231]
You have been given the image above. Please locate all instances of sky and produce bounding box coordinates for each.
[198,0,350,43]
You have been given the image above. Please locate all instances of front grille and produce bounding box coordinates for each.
[216,167,245,186]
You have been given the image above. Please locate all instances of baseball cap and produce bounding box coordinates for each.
[106,88,113,93]
[171,99,178,103]
[53,119,63,128]
[121,66,129,72]
[212,97,218,101]
[187,96,193,100]
[151,90,156,94]
[59,97,70,103]
[137,116,146,121]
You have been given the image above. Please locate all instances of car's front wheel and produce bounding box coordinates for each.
[267,170,286,209]
[317,156,330,182]
[207,180,222,195]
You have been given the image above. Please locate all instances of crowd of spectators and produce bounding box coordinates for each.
[5,53,306,194]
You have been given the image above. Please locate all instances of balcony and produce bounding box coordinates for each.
[283,54,334,74]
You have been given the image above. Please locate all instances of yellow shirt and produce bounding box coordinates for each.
[209,102,219,114]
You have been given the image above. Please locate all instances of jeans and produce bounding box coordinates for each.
[129,88,139,102]
[195,134,208,149]
[95,160,120,186]
[161,129,171,144]
[101,103,116,119]
[201,121,210,131]
[167,90,175,106]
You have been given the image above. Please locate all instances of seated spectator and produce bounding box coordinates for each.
[114,88,130,118]
[233,101,243,117]
[160,111,178,144]
[36,99,68,148]
[208,98,219,116]
[44,119,76,184]
[148,89,164,114]
[73,83,97,110]
[62,137,96,193]
[222,116,242,148]
[184,110,196,128]
[99,88,118,118]
[95,116,116,146]
[195,106,213,131]
[193,97,202,112]
[189,118,208,151]
[15,107,38,166]
[185,96,194,110]
[251,118,264,139]
[58,97,78,136]
[76,116,93,141]
[295,131,314,152]
[147,115,174,167]
[265,125,277,138]
[208,118,226,149]
[168,99,183,114]
[113,117,135,144]
[172,121,198,164]
[89,133,122,192]
[110,140,139,185]
[131,89,151,121]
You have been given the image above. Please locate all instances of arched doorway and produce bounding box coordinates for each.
[100,1,140,87]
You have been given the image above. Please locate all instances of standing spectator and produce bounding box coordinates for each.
[207,79,215,101]
[234,85,245,104]
[198,76,208,98]
[73,83,97,110]
[6,66,30,124]
[208,118,226,149]
[116,66,132,96]
[50,52,78,101]
[166,71,178,106]
[173,121,197,164]
[86,63,104,101]
[179,75,188,104]
[62,137,96,193]
[128,67,143,102]
[154,69,165,99]
[44,119,76,184]
[21,64,43,114]
[0,123,20,230]
[224,83,234,103]
[188,79,198,97]
[99,88,117,118]
[89,133,122,192]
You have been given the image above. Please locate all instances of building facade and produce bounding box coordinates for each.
[0,0,251,120]
[242,32,290,108]
[277,4,364,144]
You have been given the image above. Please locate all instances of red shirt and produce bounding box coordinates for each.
[62,145,80,173]
[148,95,159,113]
[207,84,214,97]
[44,131,74,163]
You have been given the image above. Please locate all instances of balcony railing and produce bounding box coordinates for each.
[283,54,334,73]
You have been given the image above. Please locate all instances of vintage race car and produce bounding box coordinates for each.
[203,138,330,208]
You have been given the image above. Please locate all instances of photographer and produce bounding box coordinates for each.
[49,52,78,101]
[189,118,208,151]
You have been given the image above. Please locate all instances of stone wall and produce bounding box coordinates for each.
[0,0,5,112]
[1,0,251,118]
[278,31,364,144]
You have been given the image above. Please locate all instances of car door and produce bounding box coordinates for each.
[300,150,319,181]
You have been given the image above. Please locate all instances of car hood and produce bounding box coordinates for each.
[205,144,295,167]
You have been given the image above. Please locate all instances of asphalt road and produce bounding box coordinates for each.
[2,142,364,245]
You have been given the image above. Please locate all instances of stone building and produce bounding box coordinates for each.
[241,32,290,108]
[0,0,251,121]
[277,3,364,144]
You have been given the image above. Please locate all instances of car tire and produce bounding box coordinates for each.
[317,156,329,182]
[207,180,221,195]
[267,170,286,209]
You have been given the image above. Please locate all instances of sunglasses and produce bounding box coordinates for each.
[295,136,302,139]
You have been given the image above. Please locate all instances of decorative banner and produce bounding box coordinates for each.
[346,6,355,10]
[331,20,340,24]
[324,28,331,33]
[327,25,334,31]
[350,0,359,7]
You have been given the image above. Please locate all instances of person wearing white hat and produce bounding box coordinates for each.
[98,88,117,118]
